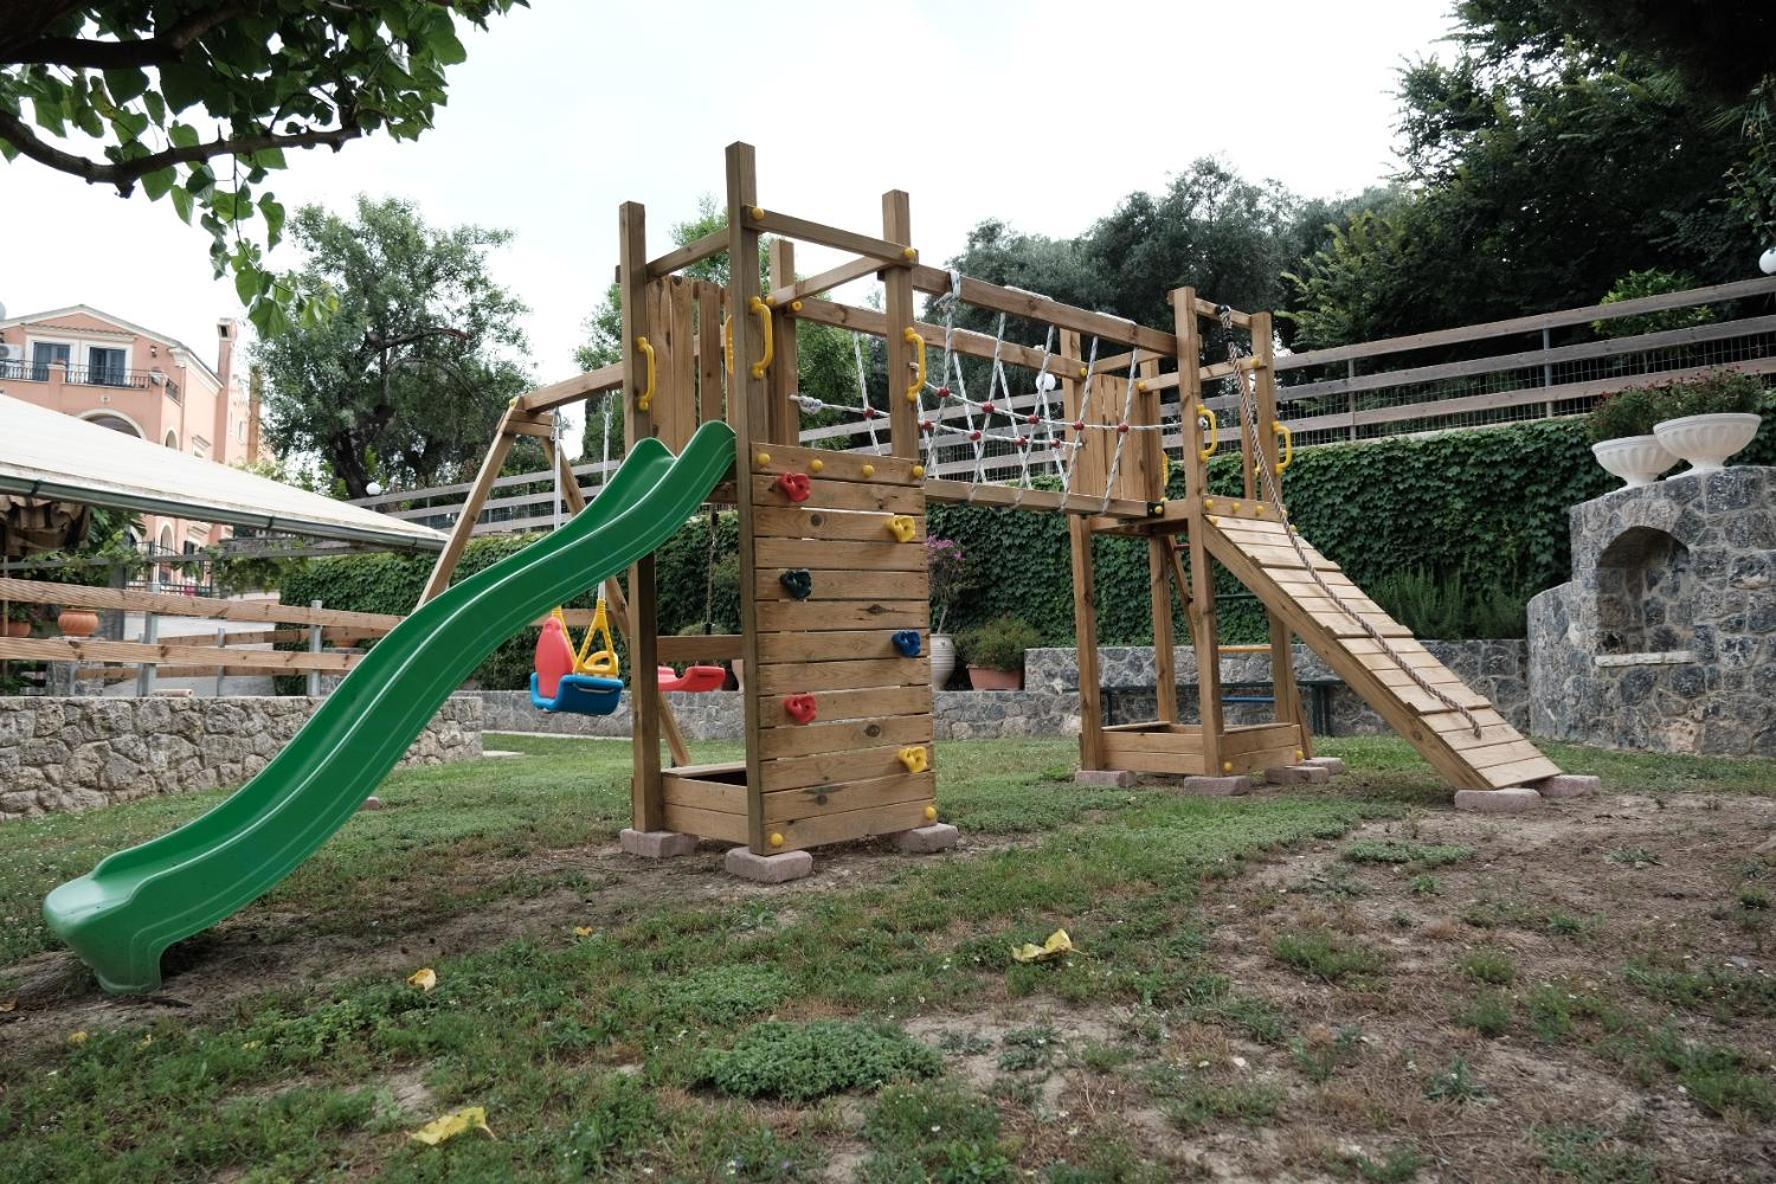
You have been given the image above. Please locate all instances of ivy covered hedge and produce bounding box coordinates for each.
[282,415,1776,689]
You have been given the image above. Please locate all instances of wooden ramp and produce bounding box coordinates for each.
[1201,512,1561,791]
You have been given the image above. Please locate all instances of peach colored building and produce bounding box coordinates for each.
[0,305,261,565]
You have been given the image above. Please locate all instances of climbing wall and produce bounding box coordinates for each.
[1200,504,1562,790]
[743,444,938,850]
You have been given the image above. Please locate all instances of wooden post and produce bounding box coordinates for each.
[767,239,800,446]
[1174,289,1223,774]
[882,190,918,459]
[418,400,523,602]
[619,199,666,832]
[1139,355,1177,723]
[725,142,771,853]
[1249,312,1302,748]
[1063,329,1106,768]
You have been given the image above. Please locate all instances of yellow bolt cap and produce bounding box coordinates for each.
[924,805,937,821]
[861,464,875,478]
[1295,748,1304,761]
[750,206,765,221]
[912,464,925,478]
[1078,367,1088,378]
[792,300,803,311]
[769,832,784,848]
[902,246,917,260]
[755,452,771,466]
[1204,499,1215,510]
[810,459,824,473]
[1222,761,1233,773]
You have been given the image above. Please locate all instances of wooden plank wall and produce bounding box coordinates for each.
[742,443,936,851]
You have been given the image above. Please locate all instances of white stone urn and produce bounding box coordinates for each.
[928,634,957,690]
[1591,435,1677,488]
[1652,412,1762,474]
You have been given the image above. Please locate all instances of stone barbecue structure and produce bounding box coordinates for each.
[1530,467,1775,756]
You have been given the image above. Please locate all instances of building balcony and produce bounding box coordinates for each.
[0,359,180,401]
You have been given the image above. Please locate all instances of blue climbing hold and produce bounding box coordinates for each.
[780,568,813,600]
[891,629,922,658]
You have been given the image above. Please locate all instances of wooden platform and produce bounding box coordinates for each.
[1201,512,1561,791]
[1101,721,1304,777]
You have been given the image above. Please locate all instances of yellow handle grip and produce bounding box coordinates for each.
[723,315,733,375]
[748,296,773,379]
[1272,421,1293,474]
[635,336,656,413]
[1198,405,1219,461]
[904,326,925,403]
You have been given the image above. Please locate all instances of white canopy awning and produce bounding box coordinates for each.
[0,395,445,550]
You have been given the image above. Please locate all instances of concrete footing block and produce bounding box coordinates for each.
[891,823,960,854]
[1265,765,1333,785]
[1453,787,1542,813]
[725,847,815,883]
[359,796,384,812]
[1180,775,1253,796]
[1536,774,1600,799]
[620,828,697,859]
[1076,768,1136,788]
[1303,756,1347,776]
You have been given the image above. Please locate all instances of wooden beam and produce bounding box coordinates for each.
[765,252,882,308]
[519,362,625,413]
[419,400,524,603]
[0,635,357,672]
[882,190,919,460]
[1064,328,1105,771]
[1250,310,1301,753]
[0,578,402,630]
[910,265,1179,354]
[1174,286,1224,776]
[645,225,728,279]
[752,208,914,267]
[767,238,800,445]
[921,479,1151,519]
[727,141,770,853]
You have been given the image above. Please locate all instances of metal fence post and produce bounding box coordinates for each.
[136,579,159,697]
[306,599,323,697]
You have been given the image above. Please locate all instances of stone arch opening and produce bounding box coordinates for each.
[1595,525,1694,656]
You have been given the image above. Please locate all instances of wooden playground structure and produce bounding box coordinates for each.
[422,143,1566,876]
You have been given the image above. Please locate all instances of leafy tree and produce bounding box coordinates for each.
[256,196,530,498]
[0,1,525,336]
[1284,1,1771,349]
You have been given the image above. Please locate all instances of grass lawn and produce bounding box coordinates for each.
[0,734,1772,1181]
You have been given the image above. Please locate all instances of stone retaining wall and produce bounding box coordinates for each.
[470,636,1525,744]
[0,695,482,822]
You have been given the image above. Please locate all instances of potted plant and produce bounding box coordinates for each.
[1652,369,1765,475]
[4,604,31,638]
[926,537,974,689]
[56,605,101,637]
[958,616,1040,691]
[1587,385,1676,488]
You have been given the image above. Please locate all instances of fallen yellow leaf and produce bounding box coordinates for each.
[572,926,594,938]
[67,1030,88,1046]
[408,968,437,993]
[0,999,16,1013]
[409,1106,495,1146]
[137,1034,153,1049]
[1010,929,1075,964]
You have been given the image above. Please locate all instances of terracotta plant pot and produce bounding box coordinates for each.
[1652,412,1762,474]
[3,619,29,638]
[1590,435,1677,488]
[966,665,1024,691]
[57,609,100,637]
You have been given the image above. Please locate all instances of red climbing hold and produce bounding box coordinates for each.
[936,386,951,398]
[968,430,982,442]
[1117,421,1131,434]
[783,693,818,724]
[981,401,996,415]
[863,406,879,419]
[1026,414,1040,425]
[1072,419,1086,433]
[920,419,935,433]
[774,472,812,503]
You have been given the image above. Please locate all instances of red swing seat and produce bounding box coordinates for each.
[656,664,727,693]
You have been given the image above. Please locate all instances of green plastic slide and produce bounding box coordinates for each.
[45,420,737,994]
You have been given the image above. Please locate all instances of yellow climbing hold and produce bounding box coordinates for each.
[1011,929,1074,964]
[897,746,929,773]
[409,1106,496,1146]
[886,515,917,542]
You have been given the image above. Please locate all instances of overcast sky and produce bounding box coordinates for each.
[0,0,1456,453]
